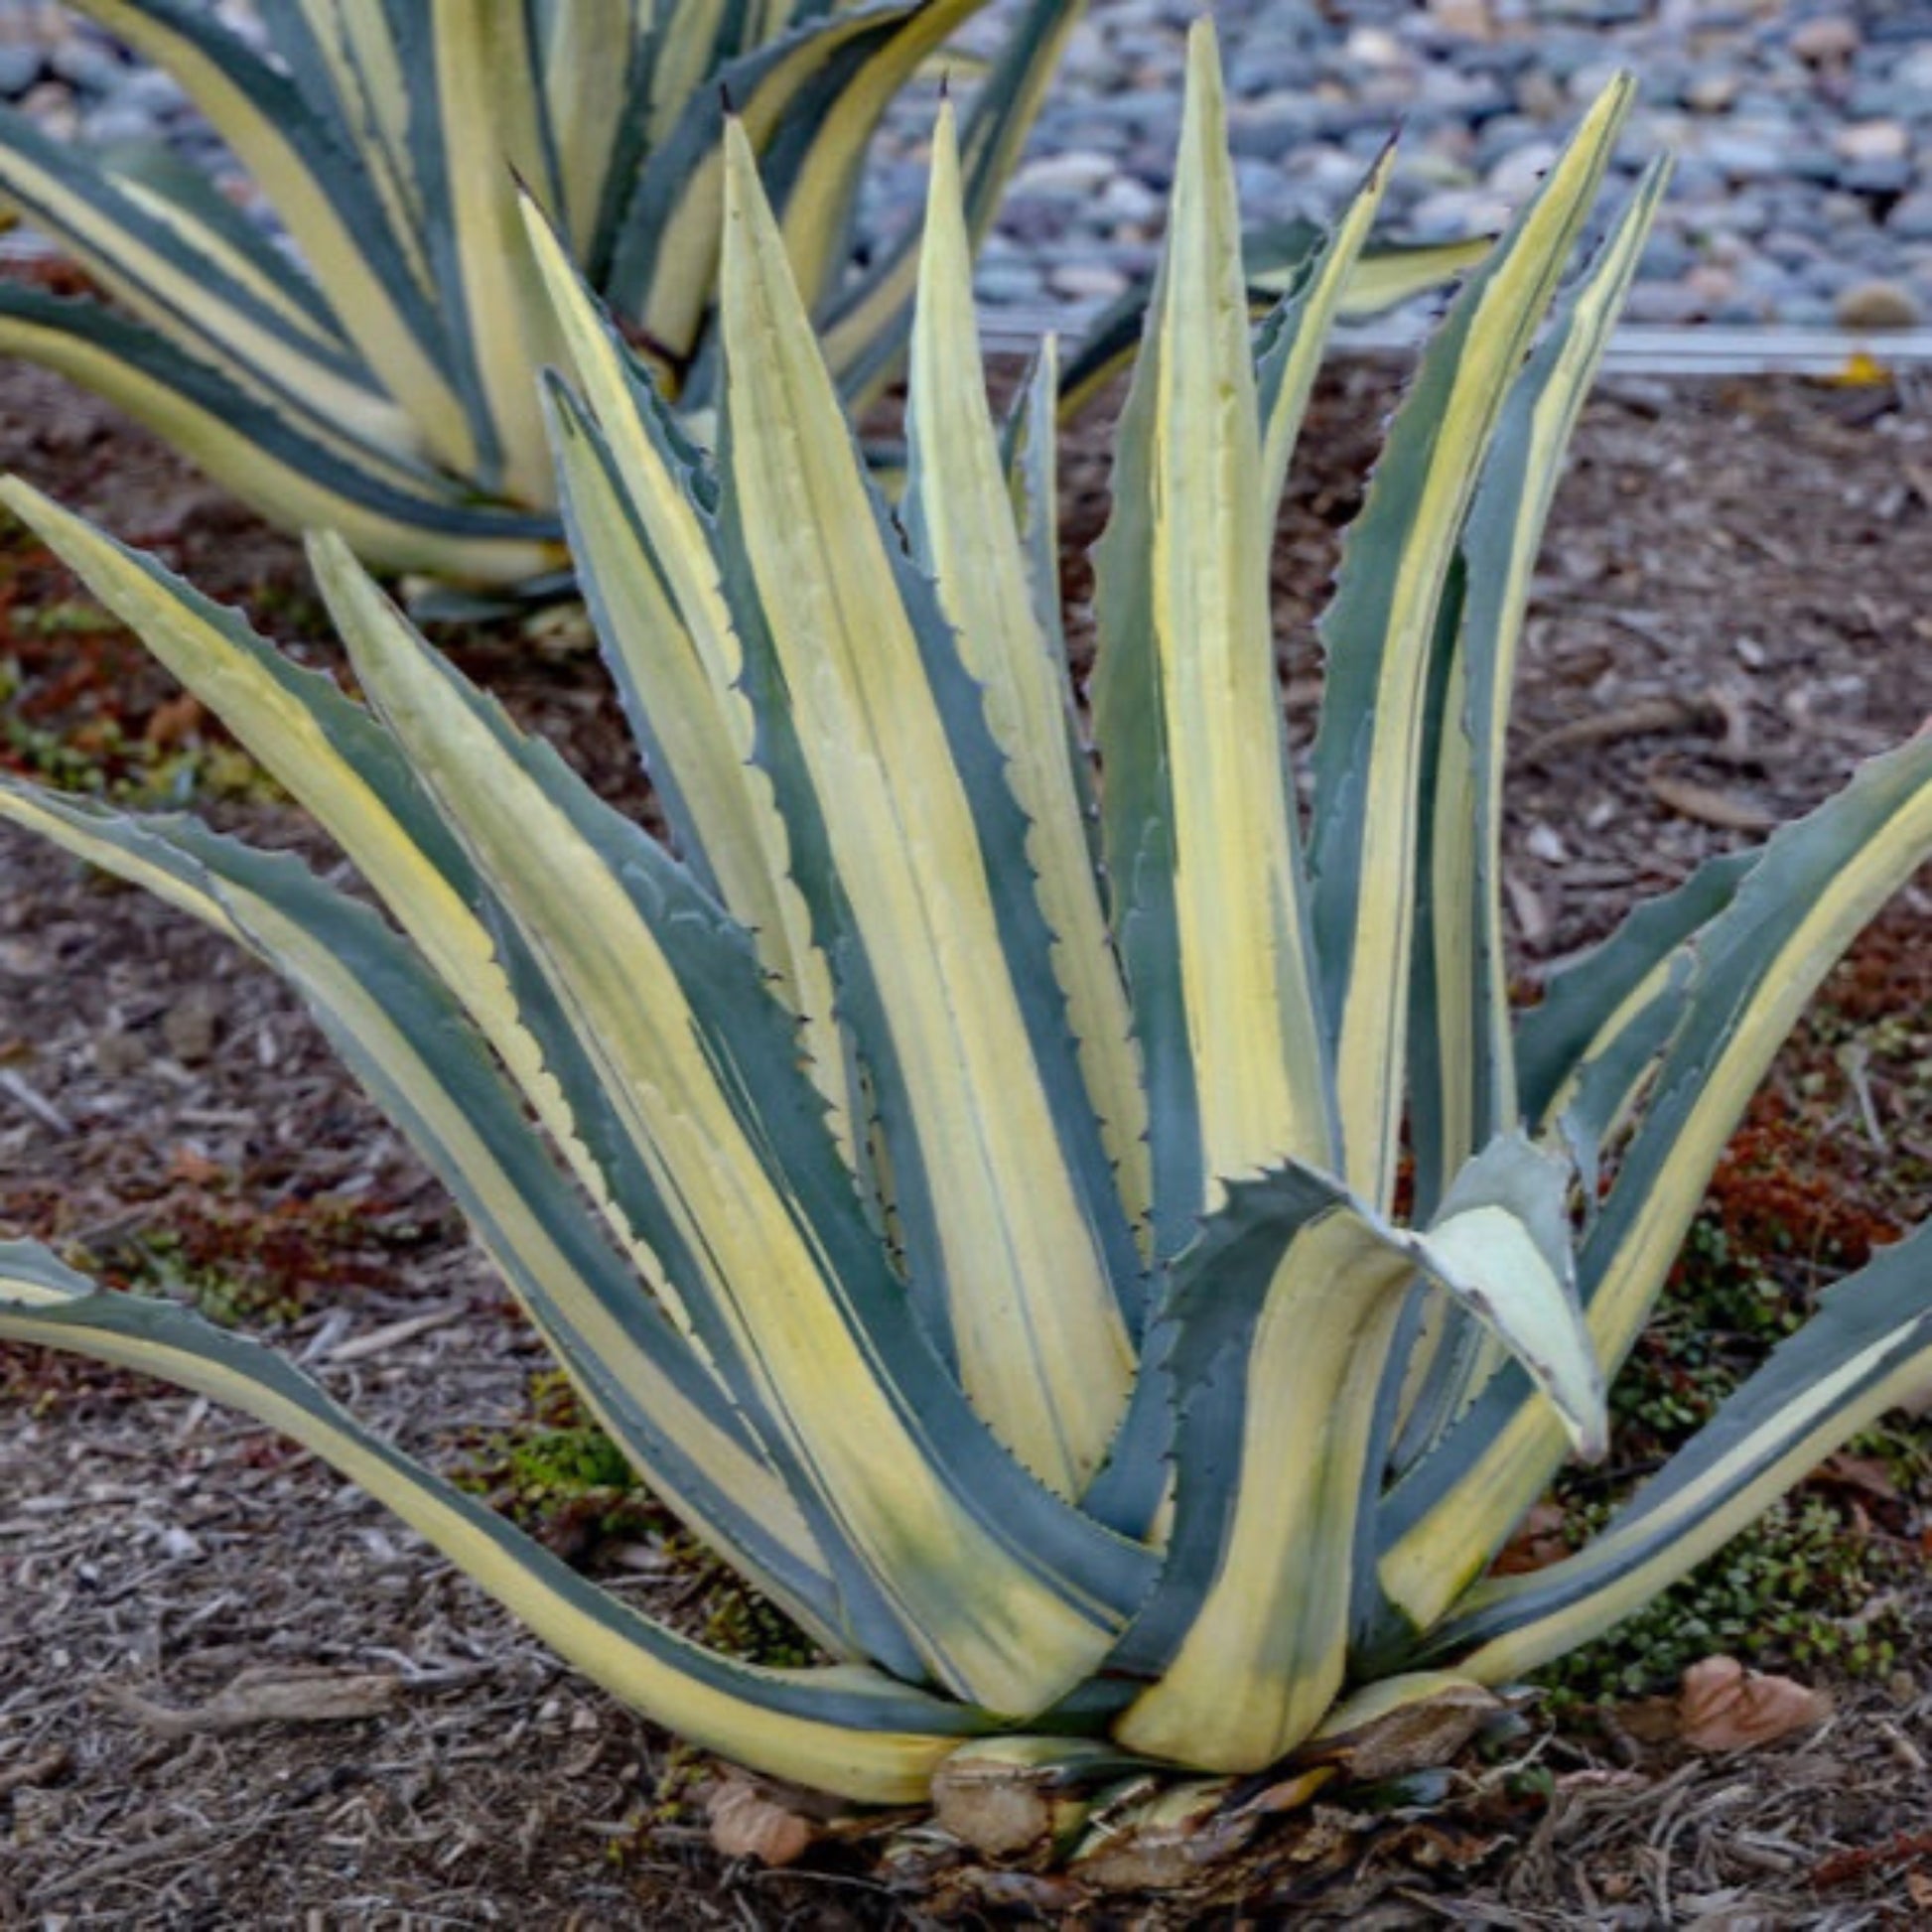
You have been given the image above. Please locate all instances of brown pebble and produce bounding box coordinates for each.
[161,988,220,1063]
[93,1030,148,1078]
[1791,14,1862,63]
[1835,279,1924,332]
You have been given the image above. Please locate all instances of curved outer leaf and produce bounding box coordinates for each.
[0,113,418,471]
[1236,221,1491,309]
[1254,145,1393,530]
[612,0,992,383]
[253,2,426,289]
[1378,730,1932,1635]
[65,0,477,478]
[1515,849,1757,1137]
[1110,1138,1601,1772]
[0,781,841,1644]
[520,200,855,1173]
[0,483,648,1287]
[1427,1219,1932,1683]
[1390,164,1666,1476]
[312,533,1153,1715]
[1057,230,1493,429]
[1411,161,1667,1212]
[0,492,952,1679]
[0,299,562,585]
[713,118,1142,1501]
[90,131,369,360]
[0,1245,990,1805]
[1090,22,1334,1262]
[815,0,1089,411]
[901,103,1150,1247]
[1307,75,1633,1213]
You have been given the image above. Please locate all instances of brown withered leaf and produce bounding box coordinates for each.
[1812,1449,1901,1504]
[1646,770,1776,833]
[101,1667,399,1737]
[1523,693,1705,761]
[1676,1656,1833,1751]
[143,692,206,751]
[1489,1499,1571,1578]
[706,1776,819,1867]
[1310,1681,1503,1783]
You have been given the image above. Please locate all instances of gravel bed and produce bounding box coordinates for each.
[1,3,1931,326]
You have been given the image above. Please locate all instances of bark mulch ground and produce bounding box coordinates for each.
[4,353,1932,1924]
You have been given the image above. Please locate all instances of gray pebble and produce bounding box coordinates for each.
[0,46,41,95]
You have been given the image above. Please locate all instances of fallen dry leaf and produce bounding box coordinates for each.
[144,692,206,751]
[101,1666,400,1737]
[1677,1656,1832,1752]
[1812,1449,1901,1504]
[1646,771,1776,833]
[706,1777,818,1866]
[1489,1499,1571,1578]
[1311,1680,1503,1782]
[1523,693,1706,761]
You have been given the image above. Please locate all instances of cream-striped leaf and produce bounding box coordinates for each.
[714,116,1141,1501]
[902,101,1150,1249]
[0,783,845,1645]
[1091,21,1332,1257]
[1379,729,1932,1635]
[1111,1137,1601,1770]
[0,304,561,584]
[1308,74,1633,1211]
[0,1244,990,1804]
[312,532,1153,1714]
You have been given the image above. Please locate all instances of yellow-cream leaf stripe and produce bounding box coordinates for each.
[69,0,477,479]
[0,325,560,585]
[903,103,1150,1251]
[716,117,1136,1502]
[421,1,565,508]
[621,1,986,376]
[1086,15,1332,1259]
[0,1255,984,1804]
[319,534,1143,1714]
[521,199,857,1173]
[0,122,418,471]
[1308,76,1633,1213]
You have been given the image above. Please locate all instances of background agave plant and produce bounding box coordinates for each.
[6,22,1932,1816]
[0,0,1080,588]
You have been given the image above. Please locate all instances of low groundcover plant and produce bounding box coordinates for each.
[6,24,1932,1816]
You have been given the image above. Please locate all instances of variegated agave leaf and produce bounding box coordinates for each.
[6,23,1932,1810]
[0,0,1081,589]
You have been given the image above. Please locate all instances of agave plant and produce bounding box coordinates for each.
[0,0,1082,589]
[7,25,1932,1814]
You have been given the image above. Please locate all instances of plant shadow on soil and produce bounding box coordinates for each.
[3,353,1932,1923]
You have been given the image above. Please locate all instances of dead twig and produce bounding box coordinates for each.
[99,1667,401,1738]
[0,1744,69,1795]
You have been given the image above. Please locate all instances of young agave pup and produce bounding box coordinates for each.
[6,24,1932,1813]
